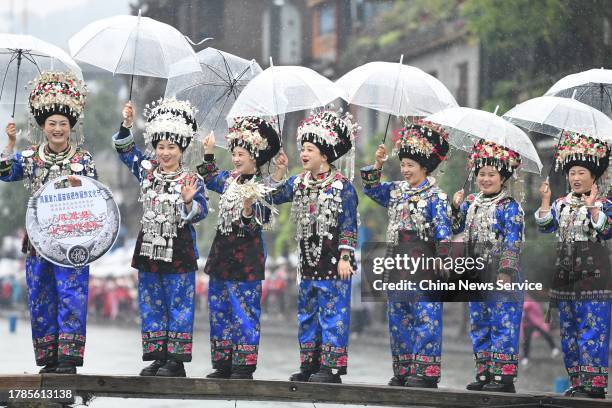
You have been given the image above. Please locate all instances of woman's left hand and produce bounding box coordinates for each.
[181,177,199,204]
[67,175,82,187]
[338,254,354,280]
[243,197,254,216]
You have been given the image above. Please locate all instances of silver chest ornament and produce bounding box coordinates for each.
[22,145,96,193]
[138,161,186,262]
[291,174,344,268]
[557,195,599,244]
[387,180,442,245]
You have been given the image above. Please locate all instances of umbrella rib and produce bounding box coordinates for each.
[113,20,141,75]
[202,63,232,86]
[21,53,42,73]
[233,65,251,82]
[220,52,235,86]
[211,93,233,132]
[180,82,230,93]
[0,53,18,101]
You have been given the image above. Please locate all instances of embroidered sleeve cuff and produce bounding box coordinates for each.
[0,156,13,176]
[534,208,553,225]
[360,165,382,189]
[498,250,520,277]
[266,175,287,189]
[181,200,201,222]
[113,131,135,153]
[339,231,357,251]
[591,204,607,231]
[117,123,131,139]
[196,159,219,182]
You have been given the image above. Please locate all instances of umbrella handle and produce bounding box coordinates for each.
[546,130,565,179]
[128,73,134,101]
[381,113,392,144]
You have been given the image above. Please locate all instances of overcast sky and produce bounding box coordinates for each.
[0,0,132,51]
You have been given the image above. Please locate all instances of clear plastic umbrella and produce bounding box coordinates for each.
[165,48,262,148]
[0,34,82,117]
[336,55,458,141]
[226,58,344,139]
[545,68,612,117]
[503,95,612,178]
[425,106,543,175]
[503,96,612,142]
[68,9,201,100]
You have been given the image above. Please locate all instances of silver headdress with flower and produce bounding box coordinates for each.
[143,97,198,151]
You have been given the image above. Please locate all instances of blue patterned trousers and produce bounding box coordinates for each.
[25,256,89,366]
[387,300,443,381]
[469,301,522,382]
[138,271,195,362]
[208,278,262,370]
[558,300,611,393]
[298,279,351,375]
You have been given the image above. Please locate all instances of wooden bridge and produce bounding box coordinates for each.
[1,374,611,407]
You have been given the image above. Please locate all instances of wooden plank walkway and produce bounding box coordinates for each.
[1,374,611,407]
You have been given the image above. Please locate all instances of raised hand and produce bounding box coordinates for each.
[122,101,135,128]
[181,177,200,204]
[583,183,598,207]
[5,122,16,149]
[374,144,387,169]
[272,150,288,182]
[539,179,552,204]
[452,189,465,209]
[202,131,215,154]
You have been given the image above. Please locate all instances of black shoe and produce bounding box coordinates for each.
[403,376,438,389]
[571,387,606,399]
[39,363,58,374]
[289,369,313,382]
[482,381,516,393]
[140,360,166,376]
[230,365,254,380]
[156,359,186,377]
[309,367,341,384]
[54,361,77,374]
[388,375,406,386]
[467,372,491,391]
[206,368,232,379]
[563,386,577,396]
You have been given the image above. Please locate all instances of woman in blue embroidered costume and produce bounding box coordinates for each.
[360,119,452,389]
[0,71,94,374]
[536,131,611,399]
[269,109,359,384]
[114,99,208,377]
[451,140,524,393]
[197,117,280,379]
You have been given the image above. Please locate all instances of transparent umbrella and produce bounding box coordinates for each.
[503,96,612,142]
[545,68,612,118]
[503,95,612,178]
[0,34,82,117]
[68,9,201,100]
[227,58,344,140]
[425,106,543,176]
[165,48,262,148]
[336,55,458,141]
